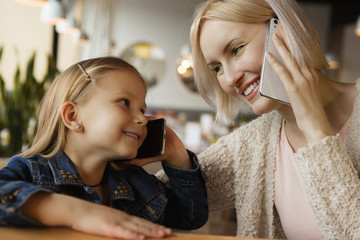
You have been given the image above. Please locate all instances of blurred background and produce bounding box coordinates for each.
[0,0,359,235]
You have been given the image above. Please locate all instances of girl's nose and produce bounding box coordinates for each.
[135,112,148,126]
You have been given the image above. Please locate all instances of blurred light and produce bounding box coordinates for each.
[181,59,191,69]
[41,0,65,25]
[356,15,360,37]
[56,14,79,34]
[72,30,89,46]
[325,52,339,69]
[16,0,46,7]
[135,44,151,59]
[177,65,187,75]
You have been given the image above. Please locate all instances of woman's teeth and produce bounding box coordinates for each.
[243,80,260,96]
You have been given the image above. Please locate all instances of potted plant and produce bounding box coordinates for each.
[0,46,58,156]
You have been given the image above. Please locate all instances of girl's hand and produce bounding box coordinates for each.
[130,121,192,170]
[266,25,333,143]
[21,192,171,240]
[71,199,172,240]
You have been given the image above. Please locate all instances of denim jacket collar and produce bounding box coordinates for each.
[44,150,135,201]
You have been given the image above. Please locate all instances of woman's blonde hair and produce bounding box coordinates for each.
[21,57,145,158]
[190,0,329,123]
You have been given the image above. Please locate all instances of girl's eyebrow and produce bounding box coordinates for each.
[109,91,147,108]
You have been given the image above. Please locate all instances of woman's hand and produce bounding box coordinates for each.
[21,192,171,240]
[130,120,192,170]
[266,25,333,143]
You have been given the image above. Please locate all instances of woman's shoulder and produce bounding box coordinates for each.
[224,111,281,140]
[200,111,282,158]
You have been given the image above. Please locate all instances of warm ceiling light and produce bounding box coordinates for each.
[325,52,339,70]
[41,0,65,25]
[356,15,360,37]
[16,0,46,7]
[72,30,89,46]
[56,14,79,34]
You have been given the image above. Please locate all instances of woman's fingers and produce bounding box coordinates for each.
[266,30,334,143]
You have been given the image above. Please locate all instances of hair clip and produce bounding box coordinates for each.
[77,64,92,82]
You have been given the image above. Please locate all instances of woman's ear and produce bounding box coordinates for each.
[61,101,82,131]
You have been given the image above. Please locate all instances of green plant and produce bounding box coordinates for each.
[0,46,58,156]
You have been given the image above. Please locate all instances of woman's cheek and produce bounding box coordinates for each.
[218,80,236,95]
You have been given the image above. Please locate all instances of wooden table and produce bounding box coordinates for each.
[0,227,275,240]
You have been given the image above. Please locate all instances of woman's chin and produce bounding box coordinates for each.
[250,97,275,115]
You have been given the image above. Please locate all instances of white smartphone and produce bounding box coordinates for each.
[259,18,290,105]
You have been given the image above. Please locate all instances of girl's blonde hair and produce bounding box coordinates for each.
[21,57,146,158]
[190,0,329,123]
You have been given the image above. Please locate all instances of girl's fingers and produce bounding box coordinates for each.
[123,215,171,237]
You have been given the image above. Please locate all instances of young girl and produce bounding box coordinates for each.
[0,57,208,239]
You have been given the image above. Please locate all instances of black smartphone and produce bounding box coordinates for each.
[259,18,290,105]
[136,118,166,158]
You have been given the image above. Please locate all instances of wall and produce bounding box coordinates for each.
[0,1,52,89]
[339,23,360,83]
[1,1,359,111]
[0,1,82,90]
[87,0,216,112]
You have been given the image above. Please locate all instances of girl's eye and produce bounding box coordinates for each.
[232,45,245,55]
[119,99,130,107]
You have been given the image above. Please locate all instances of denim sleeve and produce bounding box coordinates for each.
[0,157,52,227]
[161,150,208,230]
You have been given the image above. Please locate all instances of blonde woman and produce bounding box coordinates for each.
[186,0,360,239]
[0,57,208,239]
[138,0,360,239]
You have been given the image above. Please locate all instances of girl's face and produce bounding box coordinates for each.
[199,19,282,115]
[79,70,148,160]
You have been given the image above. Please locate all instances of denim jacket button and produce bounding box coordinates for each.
[1,193,16,204]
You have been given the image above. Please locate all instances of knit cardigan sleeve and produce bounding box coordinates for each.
[295,135,360,240]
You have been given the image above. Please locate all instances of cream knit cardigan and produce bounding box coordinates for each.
[158,82,360,239]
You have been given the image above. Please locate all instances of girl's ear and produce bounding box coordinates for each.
[61,101,82,131]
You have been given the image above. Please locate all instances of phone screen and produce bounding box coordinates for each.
[259,18,290,105]
[136,118,166,158]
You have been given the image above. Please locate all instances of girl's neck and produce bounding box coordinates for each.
[63,146,108,188]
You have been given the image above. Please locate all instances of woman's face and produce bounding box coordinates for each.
[199,19,282,115]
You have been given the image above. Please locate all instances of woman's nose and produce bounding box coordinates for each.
[224,64,242,88]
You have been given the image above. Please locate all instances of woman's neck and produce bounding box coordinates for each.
[276,76,357,151]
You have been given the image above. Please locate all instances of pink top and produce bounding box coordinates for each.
[275,119,349,240]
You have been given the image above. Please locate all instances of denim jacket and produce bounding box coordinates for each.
[0,150,208,230]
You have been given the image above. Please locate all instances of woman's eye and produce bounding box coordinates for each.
[212,65,223,74]
[232,45,245,55]
[119,99,130,107]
